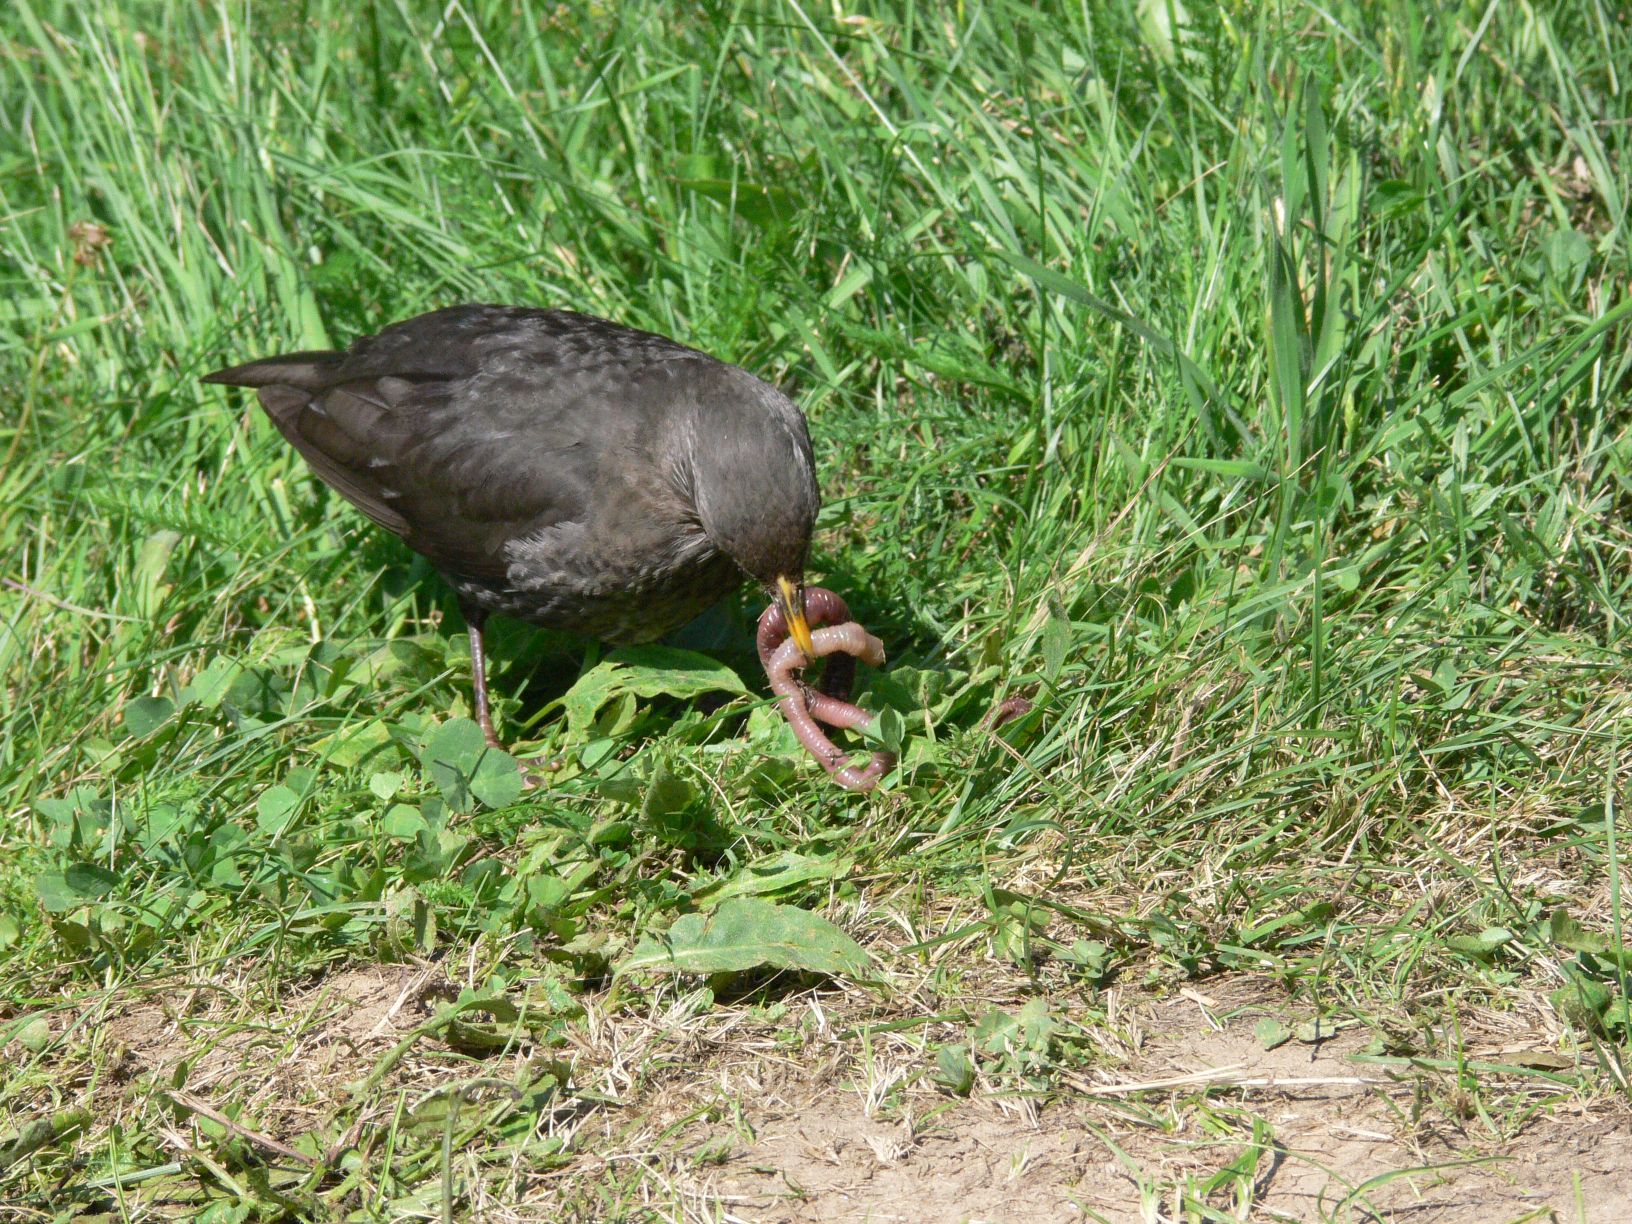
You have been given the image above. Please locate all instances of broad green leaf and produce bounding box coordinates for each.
[184,656,243,709]
[1604,998,1632,1034]
[124,695,174,738]
[354,639,442,686]
[1170,457,1271,481]
[1041,599,1071,682]
[382,804,428,840]
[36,863,120,912]
[35,872,78,913]
[469,753,524,809]
[1254,1018,1292,1050]
[133,529,182,618]
[1059,939,1112,981]
[14,1015,51,1053]
[256,786,300,836]
[868,665,964,722]
[561,647,747,739]
[973,1008,1022,1055]
[1446,926,1514,960]
[65,863,119,898]
[421,716,484,773]
[1327,566,1361,593]
[384,885,436,955]
[933,1044,975,1096]
[526,875,571,913]
[616,898,868,979]
[1542,227,1591,289]
[1292,1016,1354,1044]
[421,718,521,811]
[861,706,905,755]
[693,851,852,908]
[1240,901,1335,948]
[35,788,109,850]
[1548,908,1614,955]
[368,770,405,800]
[209,857,244,888]
[641,764,697,820]
[1135,0,1189,62]
[312,719,396,768]
[678,175,795,230]
[1551,975,1612,1029]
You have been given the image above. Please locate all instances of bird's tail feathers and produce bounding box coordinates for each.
[201,352,342,388]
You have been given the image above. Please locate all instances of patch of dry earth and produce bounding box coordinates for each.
[702,1008,1630,1223]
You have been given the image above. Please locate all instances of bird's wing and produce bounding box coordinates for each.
[204,306,693,579]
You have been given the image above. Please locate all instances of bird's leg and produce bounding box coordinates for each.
[465,609,563,785]
[465,608,505,751]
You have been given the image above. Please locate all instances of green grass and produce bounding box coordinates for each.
[4,0,1632,1219]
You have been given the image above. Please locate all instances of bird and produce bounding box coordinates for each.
[204,304,820,754]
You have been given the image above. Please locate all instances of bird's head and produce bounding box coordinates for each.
[687,367,820,659]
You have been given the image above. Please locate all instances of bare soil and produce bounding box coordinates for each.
[695,1036,1631,1223]
[688,986,1632,1223]
[41,966,1632,1222]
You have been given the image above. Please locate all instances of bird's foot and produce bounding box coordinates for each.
[478,715,565,790]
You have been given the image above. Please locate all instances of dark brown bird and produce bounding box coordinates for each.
[205,304,819,751]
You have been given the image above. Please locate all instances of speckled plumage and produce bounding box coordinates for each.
[205,304,820,746]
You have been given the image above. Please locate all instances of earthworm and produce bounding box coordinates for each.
[757,586,857,701]
[757,587,894,792]
[987,694,1035,728]
[766,626,893,791]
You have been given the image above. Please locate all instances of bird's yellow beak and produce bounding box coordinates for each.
[776,575,816,662]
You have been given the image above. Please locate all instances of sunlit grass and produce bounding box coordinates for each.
[3,0,1631,1217]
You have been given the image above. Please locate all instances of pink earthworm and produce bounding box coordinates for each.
[987,694,1035,728]
[766,625,893,791]
[757,588,894,792]
[757,586,857,701]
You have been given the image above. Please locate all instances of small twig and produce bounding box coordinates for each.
[156,1125,250,1198]
[1059,1065,1381,1098]
[164,1089,314,1166]
[320,1113,370,1167]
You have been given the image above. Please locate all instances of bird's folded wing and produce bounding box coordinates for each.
[210,354,597,580]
